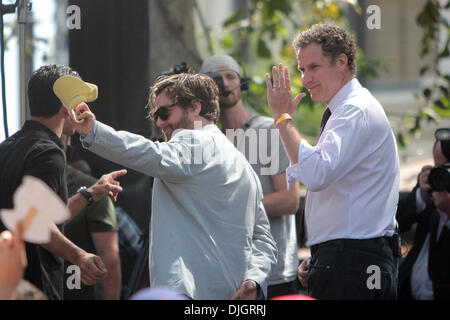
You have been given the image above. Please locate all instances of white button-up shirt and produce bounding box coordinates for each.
[287,78,400,247]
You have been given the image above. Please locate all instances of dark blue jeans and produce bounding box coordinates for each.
[308,237,398,300]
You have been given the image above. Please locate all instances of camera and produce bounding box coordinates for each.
[203,72,250,97]
[203,71,225,94]
[428,163,450,192]
[161,62,190,76]
[428,128,450,192]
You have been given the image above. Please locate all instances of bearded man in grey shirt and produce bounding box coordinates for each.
[70,73,277,300]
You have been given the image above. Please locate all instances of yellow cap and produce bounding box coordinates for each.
[53,75,98,123]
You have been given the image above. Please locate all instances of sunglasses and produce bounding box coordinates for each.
[153,103,177,122]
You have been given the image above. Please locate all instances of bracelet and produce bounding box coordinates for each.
[274,113,292,128]
[77,186,94,206]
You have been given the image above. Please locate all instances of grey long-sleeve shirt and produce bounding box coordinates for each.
[82,121,277,299]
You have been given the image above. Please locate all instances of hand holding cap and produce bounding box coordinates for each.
[53,75,98,123]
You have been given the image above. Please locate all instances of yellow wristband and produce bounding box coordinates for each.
[274,113,292,128]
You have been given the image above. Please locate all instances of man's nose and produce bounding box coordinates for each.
[222,76,234,88]
[302,71,312,85]
[156,117,165,127]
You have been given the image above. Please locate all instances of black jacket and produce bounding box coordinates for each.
[397,186,450,300]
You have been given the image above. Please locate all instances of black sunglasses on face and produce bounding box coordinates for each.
[153,103,176,122]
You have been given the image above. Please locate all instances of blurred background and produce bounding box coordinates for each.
[1,0,449,297]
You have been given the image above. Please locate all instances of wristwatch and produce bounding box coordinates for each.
[77,186,94,206]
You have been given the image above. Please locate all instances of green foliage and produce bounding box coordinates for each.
[200,0,373,138]
[199,0,450,147]
[401,0,450,145]
[416,0,441,57]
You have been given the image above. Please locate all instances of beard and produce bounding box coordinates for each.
[162,111,194,141]
[219,89,241,109]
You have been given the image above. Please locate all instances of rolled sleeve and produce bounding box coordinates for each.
[286,164,300,191]
[285,138,319,190]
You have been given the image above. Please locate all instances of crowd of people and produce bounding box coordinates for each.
[0,23,448,300]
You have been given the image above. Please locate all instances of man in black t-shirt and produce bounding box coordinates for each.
[0,65,126,299]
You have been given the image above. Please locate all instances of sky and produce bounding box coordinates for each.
[0,0,56,142]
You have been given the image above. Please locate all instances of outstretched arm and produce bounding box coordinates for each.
[67,169,127,219]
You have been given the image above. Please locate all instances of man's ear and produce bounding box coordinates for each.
[191,100,202,115]
[337,53,348,71]
[60,105,70,118]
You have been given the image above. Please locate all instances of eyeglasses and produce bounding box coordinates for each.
[435,128,450,141]
[153,103,176,122]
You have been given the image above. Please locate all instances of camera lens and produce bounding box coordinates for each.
[428,166,450,192]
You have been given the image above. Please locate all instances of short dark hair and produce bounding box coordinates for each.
[148,73,220,123]
[293,24,357,76]
[27,64,80,117]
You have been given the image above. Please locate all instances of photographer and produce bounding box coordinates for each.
[397,128,450,300]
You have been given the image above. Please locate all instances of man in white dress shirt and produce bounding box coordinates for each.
[265,24,400,299]
[70,73,277,300]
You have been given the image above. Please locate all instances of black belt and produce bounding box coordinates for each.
[311,236,394,253]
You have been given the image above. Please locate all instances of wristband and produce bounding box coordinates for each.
[77,186,94,206]
[274,113,292,128]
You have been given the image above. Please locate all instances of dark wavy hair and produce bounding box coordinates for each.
[293,24,357,76]
[148,73,220,123]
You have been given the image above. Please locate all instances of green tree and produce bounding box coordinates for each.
[197,0,449,147]
[398,0,450,147]
[197,0,378,142]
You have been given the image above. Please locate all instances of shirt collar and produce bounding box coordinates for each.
[327,78,361,113]
[197,123,220,133]
[22,120,64,149]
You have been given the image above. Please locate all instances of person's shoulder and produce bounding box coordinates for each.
[67,165,97,186]
[21,138,66,168]
[247,114,275,130]
[173,125,221,142]
[334,98,367,119]
[343,85,381,111]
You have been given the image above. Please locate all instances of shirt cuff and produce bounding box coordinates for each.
[415,187,426,212]
[285,139,317,191]
[286,164,300,191]
[79,121,98,149]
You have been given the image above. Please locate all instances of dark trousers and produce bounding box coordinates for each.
[267,279,299,299]
[308,237,398,300]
